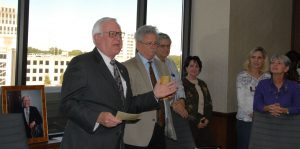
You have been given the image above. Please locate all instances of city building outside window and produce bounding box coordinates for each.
[0,0,185,137]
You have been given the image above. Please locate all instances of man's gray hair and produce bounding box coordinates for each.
[135,25,158,42]
[92,17,117,44]
[158,32,172,44]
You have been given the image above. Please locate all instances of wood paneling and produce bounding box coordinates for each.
[210,112,236,149]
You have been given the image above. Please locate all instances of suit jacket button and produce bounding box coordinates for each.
[152,119,155,121]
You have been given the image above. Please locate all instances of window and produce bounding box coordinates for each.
[0,1,19,85]
[0,62,6,67]
[24,0,185,137]
[0,54,7,59]
[147,0,183,72]
[33,69,36,73]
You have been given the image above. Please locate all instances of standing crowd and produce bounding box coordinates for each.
[59,17,300,149]
[236,47,300,149]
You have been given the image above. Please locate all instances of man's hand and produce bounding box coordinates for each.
[153,80,177,99]
[29,121,36,128]
[172,99,188,118]
[97,112,122,128]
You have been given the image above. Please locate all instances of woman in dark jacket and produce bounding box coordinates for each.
[182,56,213,148]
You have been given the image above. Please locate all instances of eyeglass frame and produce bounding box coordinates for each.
[98,31,125,38]
[158,44,171,48]
[139,41,158,47]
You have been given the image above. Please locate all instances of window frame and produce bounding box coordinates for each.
[15,0,191,136]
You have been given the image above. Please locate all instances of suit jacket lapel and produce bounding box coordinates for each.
[91,48,119,92]
[135,54,153,89]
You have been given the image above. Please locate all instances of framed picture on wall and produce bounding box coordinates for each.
[1,85,48,144]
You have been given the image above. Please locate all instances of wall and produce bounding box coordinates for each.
[228,0,293,112]
[191,0,293,113]
[191,0,231,113]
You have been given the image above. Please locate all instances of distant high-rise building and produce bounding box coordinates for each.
[0,5,137,86]
[0,5,17,85]
[115,33,136,62]
[26,54,73,86]
[0,6,17,48]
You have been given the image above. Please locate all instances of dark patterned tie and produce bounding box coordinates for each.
[110,60,125,105]
[148,61,164,126]
[148,61,157,87]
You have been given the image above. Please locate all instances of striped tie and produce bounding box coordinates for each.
[110,60,124,105]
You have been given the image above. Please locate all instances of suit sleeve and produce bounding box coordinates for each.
[119,64,159,113]
[60,56,100,133]
[127,91,159,113]
[31,106,43,125]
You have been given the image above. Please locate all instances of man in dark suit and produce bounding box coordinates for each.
[21,95,43,138]
[60,17,177,149]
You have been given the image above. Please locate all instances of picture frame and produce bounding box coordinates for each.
[1,85,48,144]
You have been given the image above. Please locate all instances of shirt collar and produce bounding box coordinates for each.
[137,52,154,65]
[97,48,113,66]
[269,78,288,92]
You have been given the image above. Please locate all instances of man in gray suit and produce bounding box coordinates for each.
[123,25,170,149]
[60,17,177,149]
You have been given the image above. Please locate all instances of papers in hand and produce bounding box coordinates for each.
[116,111,140,121]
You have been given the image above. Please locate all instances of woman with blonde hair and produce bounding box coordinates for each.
[236,47,270,149]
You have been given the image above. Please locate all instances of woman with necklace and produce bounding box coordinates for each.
[236,47,270,149]
[182,56,214,148]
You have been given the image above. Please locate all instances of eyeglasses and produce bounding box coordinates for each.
[139,41,158,47]
[159,44,171,48]
[99,31,125,38]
